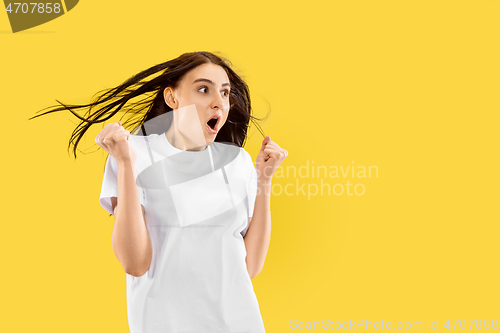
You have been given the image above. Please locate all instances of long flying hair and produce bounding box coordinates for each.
[29,51,268,158]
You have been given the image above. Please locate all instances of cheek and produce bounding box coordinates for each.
[192,99,208,110]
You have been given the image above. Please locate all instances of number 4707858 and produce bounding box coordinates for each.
[444,319,498,329]
[5,2,62,14]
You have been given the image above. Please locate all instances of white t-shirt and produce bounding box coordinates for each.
[99,132,265,332]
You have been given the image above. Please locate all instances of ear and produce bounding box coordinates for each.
[163,87,177,109]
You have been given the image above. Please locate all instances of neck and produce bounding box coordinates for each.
[165,127,207,151]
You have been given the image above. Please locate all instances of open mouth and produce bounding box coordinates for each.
[206,115,220,134]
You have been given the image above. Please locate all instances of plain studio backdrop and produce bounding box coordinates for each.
[1,0,499,331]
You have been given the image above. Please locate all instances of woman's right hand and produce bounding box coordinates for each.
[95,121,136,165]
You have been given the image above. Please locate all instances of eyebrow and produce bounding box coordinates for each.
[192,78,231,88]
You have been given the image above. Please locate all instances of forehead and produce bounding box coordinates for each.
[183,63,229,85]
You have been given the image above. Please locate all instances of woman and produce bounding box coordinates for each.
[31,51,288,332]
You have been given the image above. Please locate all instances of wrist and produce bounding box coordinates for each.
[116,157,134,166]
[258,178,272,186]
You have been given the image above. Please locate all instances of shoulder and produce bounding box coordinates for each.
[127,133,161,172]
[128,132,160,149]
[239,146,256,171]
[239,146,253,162]
[210,142,254,171]
[129,132,160,142]
[214,142,253,159]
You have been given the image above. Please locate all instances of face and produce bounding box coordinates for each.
[164,63,231,145]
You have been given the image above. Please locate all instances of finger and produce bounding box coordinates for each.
[101,138,109,151]
[264,147,286,160]
[265,142,281,151]
[106,122,125,138]
[265,141,287,157]
[269,151,285,160]
[109,127,129,144]
[264,146,284,155]
[264,147,280,158]
[96,122,121,146]
[260,135,271,151]
[265,140,286,153]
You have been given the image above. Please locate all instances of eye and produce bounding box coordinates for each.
[198,86,230,97]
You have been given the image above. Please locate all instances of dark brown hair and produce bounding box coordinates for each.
[29,51,269,158]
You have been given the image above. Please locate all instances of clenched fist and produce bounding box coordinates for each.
[95,121,137,165]
[255,136,288,185]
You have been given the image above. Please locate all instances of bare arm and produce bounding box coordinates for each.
[243,181,272,279]
[243,135,287,279]
[110,159,152,277]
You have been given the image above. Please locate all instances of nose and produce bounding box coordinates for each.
[211,91,228,111]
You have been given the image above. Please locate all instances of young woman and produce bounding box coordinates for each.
[31,51,288,332]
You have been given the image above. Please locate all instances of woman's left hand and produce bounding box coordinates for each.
[255,136,288,185]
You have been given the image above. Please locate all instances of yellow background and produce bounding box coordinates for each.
[1,0,499,331]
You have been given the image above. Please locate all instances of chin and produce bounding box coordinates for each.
[204,133,216,143]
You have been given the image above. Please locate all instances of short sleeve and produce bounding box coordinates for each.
[99,154,145,216]
[247,157,257,219]
[240,149,257,238]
